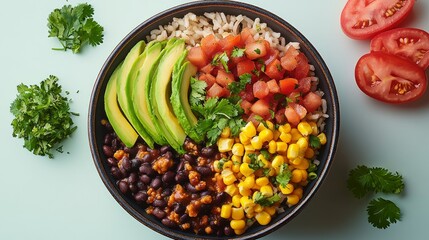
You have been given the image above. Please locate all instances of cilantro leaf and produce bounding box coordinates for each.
[254,48,261,54]
[228,73,251,95]
[347,165,404,199]
[367,198,401,229]
[47,3,104,53]
[189,77,207,107]
[276,164,292,187]
[309,135,321,149]
[231,47,245,58]
[10,75,78,158]
[212,52,230,72]
[248,153,264,170]
[254,192,281,207]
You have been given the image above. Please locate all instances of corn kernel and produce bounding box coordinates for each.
[241,121,257,138]
[232,195,241,208]
[230,219,246,230]
[244,144,255,152]
[225,184,239,196]
[287,194,300,206]
[242,154,251,164]
[300,169,308,182]
[290,157,302,166]
[304,148,315,158]
[279,132,292,143]
[231,155,242,164]
[278,123,291,133]
[273,130,281,141]
[232,143,245,156]
[271,155,285,170]
[259,129,274,142]
[276,142,288,153]
[222,169,237,185]
[250,136,263,150]
[260,185,273,197]
[268,140,277,154]
[291,169,303,183]
[265,120,274,130]
[253,204,263,213]
[246,211,255,219]
[296,137,309,153]
[239,132,251,145]
[221,127,231,138]
[309,121,318,135]
[221,204,232,218]
[239,186,252,196]
[213,160,222,172]
[295,158,310,170]
[257,122,267,132]
[232,207,245,220]
[218,138,235,152]
[297,121,312,136]
[265,206,277,216]
[279,183,294,194]
[234,229,245,235]
[258,154,271,168]
[223,160,233,169]
[255,211,271,225]
[293,187,304,199]
[232,164,240,173]
[240,163,255,177]
[256,177,269,187]
[287,143,299,160]
[291,128,303,142]
[240,196,255,210]
[318,133,327,145]
[242,175,255,189]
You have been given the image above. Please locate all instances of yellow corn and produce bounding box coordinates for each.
[223,160,233,170]
[241,121,257,138]
[260,185,273,197]
[273,130,281,141]
[234,229,245,235]
[213,160,222,172]
[291,128,303,142]
[231,155,242,164]
[255,177,269,187]
[268,140,277,154]
[232,195,241,208]
[221,127,231,138]
[240,163,254,177]
[300,169,308,182]
[218,138,235,152]
[240,196,255,210]
[304,148,315,158]
[232,143,245,156]
[287,143,299,160]
[225,184,239,196]
[255,211,271,225]
[278,123,291,133]
[222,169,237,185]
[239,132,251,145]
[291,169,303,183]
[259,129,274,142]
[279,132,292,143]
[290,157,302,166]
[295,158,310,170]
[265,206,277,216]
[246,211,255,219]
[232,163,241,173]
[318,132,327,145]
[265,120,274,130]
[220,204,232,218]
[239,186,252,196]
[309,121,318,135]
[279,183,294,194]
[244,144,255,152]
[242,154,251,163]
[276,142,288,153]
[242,175,255,189]
[250,136,263,150]
[287,194,300,206]
[253,204,264,213]
[257,122,267,132]
[271,155,285,170]
[293,187,304,199]
[258,154,271,168]
[230,219,246,230]
[231,207,245,220]
[296,137,308,153]
[297,121,312,136]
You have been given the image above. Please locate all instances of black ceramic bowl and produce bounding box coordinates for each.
[89,1,339,239]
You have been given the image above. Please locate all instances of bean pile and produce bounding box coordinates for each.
[101,120,235,236]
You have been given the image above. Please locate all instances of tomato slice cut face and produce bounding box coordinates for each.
[370,28,429,69]
[355,52,427,103]
[341,0,415,40]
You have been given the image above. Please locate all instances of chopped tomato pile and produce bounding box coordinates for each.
[187,28,323,126]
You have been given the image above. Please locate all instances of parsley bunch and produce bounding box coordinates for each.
[48,3,104,53]
[10,76,78,158]
[347,165,404,229]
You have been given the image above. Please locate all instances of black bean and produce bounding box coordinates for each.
[153,199,167,208]
[140,174,151,184]
[141,153,152,163]
[130,158,141,170]
[195,166,211,177]
[111,138,118,151]
[200,190,211,197]
[124,146,138,158]
[162,171,175,184]
[199,204,211,215]
[191,193,199,200]
[179,214,190,224]
[150,177,162,189]
[110,166,122,179]
[201,146,216,158]
[150,149,160,159]
[160,145,172,154]
[107,157,117,166]
[136,181,146,191]
[161,218,177,228]
[175,170,187,183]
[183,153,196,165]
[186,183,198,193]
[134,191,148,203]
[173,204,186,214]
[163,151,173,160]
[224,226,233,236]
[118,180,129,194]
[153,207,166,219]
[162,188,172,197]
[213,192,228,205]
[104,134,112,145]
[129,183,138,193]
[122,157,132,171]
[139,163,155,176]
[103,145,114,157]
[128,172,138,183]
[176,161,185,171]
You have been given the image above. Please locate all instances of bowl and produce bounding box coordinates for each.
[88,1,340,239]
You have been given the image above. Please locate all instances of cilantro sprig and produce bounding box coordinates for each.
[228,73,251,95]
[254,192,281,207]
[48,3,104,53]
[10,75,78,158]
[347,165,404,229]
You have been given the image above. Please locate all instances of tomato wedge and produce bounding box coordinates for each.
[340,0,415,40]
[355,52,427,103]
[370,28,429,69]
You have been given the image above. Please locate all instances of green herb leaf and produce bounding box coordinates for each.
[228,73,251,95]
[189,77,207,108]
[367,197,401,229]
[254,48,261,54]
[309,135,321,149]
[248,153,264,170]
[212,52,230,72]
[254,192,281,206]
[276,164,292,187]
[10,75,78,158]
[231,47,245,58]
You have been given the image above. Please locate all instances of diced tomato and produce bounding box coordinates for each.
[216,69,235,87]
[201,34,220,58]
[220,34,242,52]
[245,41,268,60]
[240,84,255,102]
[200,64,214,74]
[296,77,314,94]
[265,59,285,80]
[288,91,303,104]
[207,83,229,98]
[187,46,209,68]
[199,73,216,89]
[279,78,298,95]
[292,53,310,80]
[263,49,279,65]
[253,81,270,99]
[241,28,255,45]
[275,108,286,124]
[247,113,262,127]
[240,100,253,115]
[236,60,256,76]
[302,92,322,113]
[290,103,307,119]
[266,79,280,93]
[280,46,299,71]
[284,107,300,127]
[250,99,270,118]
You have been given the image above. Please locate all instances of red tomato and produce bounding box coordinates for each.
[207,83,229,98]
[200,63,214,74]
[355,52,427,103]
[253,81,270,99]
[288,91,303,104]
[340,0,416,40]
[199,73,216,89]
[289,103,307,119]
[236,60,256,76]
[265,59,285,80]
[216,69,235,87]
[370,27,429,69]
[201,34,220,58]
[245,41,268,60]
[266,79,280,93]
[279,78,298,95]
[296,77,314,94]
[263,49,279,65]
[187,46,209,68]
[250,99,271,118]
[284,106,300,126]
[292,53,310,80]
[274,108,286,124]
[220,34,242,52]
[302,92,322,113]
[281,46,299,71]
[241,27,255,45]
[240,100,253,115]
[240,85,255,102]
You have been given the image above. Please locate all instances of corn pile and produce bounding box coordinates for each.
[213,120,326,235]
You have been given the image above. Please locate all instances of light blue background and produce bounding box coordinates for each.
[1,0,428,239]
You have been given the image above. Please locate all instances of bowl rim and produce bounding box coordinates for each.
[88,0,340,239]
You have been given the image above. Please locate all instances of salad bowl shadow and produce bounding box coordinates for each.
[88,0,340,239]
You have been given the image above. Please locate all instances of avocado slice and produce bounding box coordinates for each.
[132,40,167,145]
[116,40,155,148]
[148,38,187,153]
[171,52,203,142]
[104,63,138,147]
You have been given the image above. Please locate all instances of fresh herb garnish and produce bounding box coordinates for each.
[228,73,251,95]
[10,75,78,158]
[47,3,104,53]
[212,52,230,72]
[309,135,321,149]
[254,48,261,55]
[231,47,245,58]
[276,164,292,187]
[248,153,264,170]
[367,197,401,229]
[189,77,207,107]
[253,192,281,206]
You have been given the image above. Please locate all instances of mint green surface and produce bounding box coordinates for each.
[1,0,428,239]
